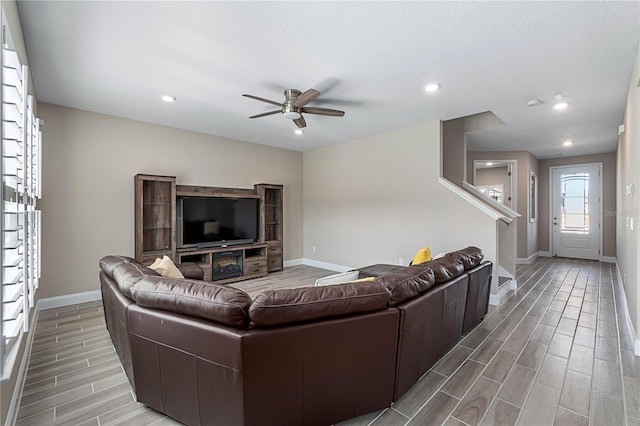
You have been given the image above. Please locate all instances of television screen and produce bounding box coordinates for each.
[179,197,258,247]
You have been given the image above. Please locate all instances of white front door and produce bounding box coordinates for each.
[551,164,601,260]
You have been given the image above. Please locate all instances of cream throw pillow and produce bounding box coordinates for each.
[148,255,184,279]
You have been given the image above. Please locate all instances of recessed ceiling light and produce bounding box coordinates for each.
[486,162,494,166]
[424,83,441,93]
[563,140,573,147]
[161,95,176,102]
[294,129,303,135]
[553,101,569,110]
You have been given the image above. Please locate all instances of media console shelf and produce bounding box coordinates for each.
[134,175,283,284]
[176,243,268,284]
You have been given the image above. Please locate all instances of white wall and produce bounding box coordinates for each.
[617,44,640,353]
[303,121,498,283]
[38,103,303,299]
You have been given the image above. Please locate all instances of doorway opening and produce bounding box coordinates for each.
[472,160,516,209]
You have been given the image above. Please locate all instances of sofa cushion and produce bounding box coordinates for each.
[249,281,391,328]
[99,255,147,279]
[375,266,436,306]
[357,264,409,278]
[176,262,205,280]
[427,258,466,284]
[130,277,252,329]
[444,246,484,270]
[446,246,484,268]
[110,258,160,299]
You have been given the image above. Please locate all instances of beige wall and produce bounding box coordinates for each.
[1,1,38,422]
[617,45,640,343]
[467,151,538,260]
[38,104,303,300]
[538,153,617,258]
[442,111,504,185]
[303,121,498,286]
[442,118,467,185]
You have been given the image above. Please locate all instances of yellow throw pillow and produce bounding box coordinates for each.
[350,277,376,283]
[412,246,432,265]
[149,255,184,279]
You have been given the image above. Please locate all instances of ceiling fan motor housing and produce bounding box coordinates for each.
[283,90,302,119]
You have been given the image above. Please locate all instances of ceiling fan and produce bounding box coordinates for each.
[242,88,345,129]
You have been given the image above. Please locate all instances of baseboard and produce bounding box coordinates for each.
[516,252,539,265]
[615,263,640,356]
[5,309,40,426]
[538,251,551,257]
[283,258,304,267]
[497,265,514,280]
[601,256,616,264]
[300,258,354,273]
[489,279,517,306]
[37,290,102,311]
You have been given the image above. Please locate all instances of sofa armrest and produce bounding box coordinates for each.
[176,262,204,280]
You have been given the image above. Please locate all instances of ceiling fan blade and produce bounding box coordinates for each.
[242,94,283,107]
[300,107,345,117]
[294,116,307,128]
[250,110,281,119]
[292,89,320,107]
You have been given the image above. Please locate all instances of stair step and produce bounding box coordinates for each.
[498,276,512,288]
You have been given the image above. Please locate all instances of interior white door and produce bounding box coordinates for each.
[551,164,601,260]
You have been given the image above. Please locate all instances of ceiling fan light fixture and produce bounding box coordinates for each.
[282,103,301,120]
[283,111,302,120]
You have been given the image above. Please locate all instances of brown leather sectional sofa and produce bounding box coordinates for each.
[99,247,491,426]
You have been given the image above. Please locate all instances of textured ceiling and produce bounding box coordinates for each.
[17,1,640,156]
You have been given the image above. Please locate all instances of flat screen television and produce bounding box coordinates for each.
[177,196,259,248]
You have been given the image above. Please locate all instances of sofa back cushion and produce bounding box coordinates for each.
[102,256,159,299]
[249,281,390,328]
[443,246,484,270]
[427,258,466,284]
[375,266,436,306]
[130,277,252,329]
[100,255,152,279]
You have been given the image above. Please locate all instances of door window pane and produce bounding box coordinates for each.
[561,173,589,234]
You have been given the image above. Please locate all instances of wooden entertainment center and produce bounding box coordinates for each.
[134,174,283,284]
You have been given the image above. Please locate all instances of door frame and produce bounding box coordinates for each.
[548,162,604,261]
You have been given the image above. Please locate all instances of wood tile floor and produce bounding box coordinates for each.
[15,258,640,425]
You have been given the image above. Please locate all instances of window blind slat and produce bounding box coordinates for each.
[1,44,41,379]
